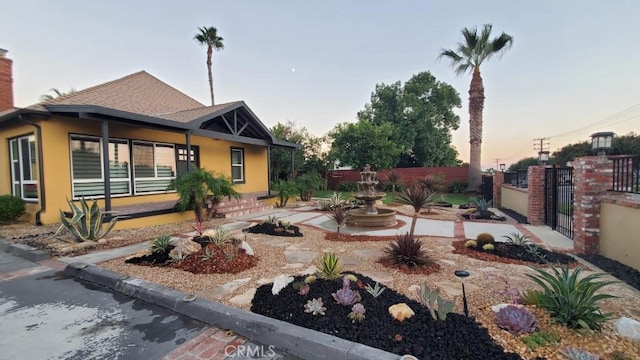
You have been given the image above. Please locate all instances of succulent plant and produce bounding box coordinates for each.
[169,250,186,263]
[202,227,230,246]
[559,346,600,360]
[494,305,537,335]
[304,298,326,316]
[364,282,386,298]
[298,284,310,296]
[200,247,214,262]
[264,215,280,224]
[503,232,532,246]
[343,274,358,282]
[476,232,495,246]
[317,253,343,280]
[304,275,317,284]
[520,331,559,350]
[382,232,431,268]
[278,219,291,229]
[151,235,173,254]
[416,283,454,321]
[348,303,366,323]
[464,239,477,248]
[332,277,361,306]
[520,289,543,306]
[482,243,495,251]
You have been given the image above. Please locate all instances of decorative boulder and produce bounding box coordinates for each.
[388,303,415,322]
[240,241,254,256]
[169,239,201,258]
[271,275,294,295]
[615,317,640,340]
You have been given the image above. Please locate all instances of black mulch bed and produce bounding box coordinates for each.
[461,210,507,221]
[251,272,521,360]
[498,208,528,224]
[471,243,576,265]
[124,246,174,265]
[242,223,303,237]
[576,253,640,291]
[432,201,453,208]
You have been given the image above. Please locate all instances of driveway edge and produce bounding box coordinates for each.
[64,262,400,360]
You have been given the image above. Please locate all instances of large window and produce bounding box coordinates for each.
[70,136,131,198]
[133,141,176,194]
[231,147,245,183]
[9,135,38,201]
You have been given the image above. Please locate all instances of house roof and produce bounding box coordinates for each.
[2,71,299,149]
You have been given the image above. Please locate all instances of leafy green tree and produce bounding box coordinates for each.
[194,26,224,105]
[329,121,401,170]
[508,157,539,171]
[270,121,330,182]
[439,24,514,191]
[551,132,640,166]
[356,72,462,167]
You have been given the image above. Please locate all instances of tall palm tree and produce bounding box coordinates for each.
[40,88,76,102]
[194,26,224,105]
[439,24,513,192]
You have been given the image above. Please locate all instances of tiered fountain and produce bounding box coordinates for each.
[345,164,397,227]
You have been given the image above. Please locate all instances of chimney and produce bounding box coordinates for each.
[0,49,14,111]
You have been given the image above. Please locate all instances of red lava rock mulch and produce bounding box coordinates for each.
[377,258,442,275]
[170,244,259,274]
[452,240,538,266]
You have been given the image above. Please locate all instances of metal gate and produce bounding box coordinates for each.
[482,174,493,203]
[544,166,574,239]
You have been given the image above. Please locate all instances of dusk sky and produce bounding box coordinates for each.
[3,1,639,168]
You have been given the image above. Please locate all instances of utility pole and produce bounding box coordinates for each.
[494,158,500,170]
[533,137,550,153]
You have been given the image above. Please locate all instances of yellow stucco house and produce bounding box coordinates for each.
[0,54,297,229]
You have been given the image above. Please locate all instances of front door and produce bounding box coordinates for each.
[175,145,199,176]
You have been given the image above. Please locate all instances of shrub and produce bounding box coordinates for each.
[54,197,118,242]
[464,239,478,248]
[526,264,618,331]
[0,195,26,222]
[271,180,298,207]
[337,181,359,192]
[494,305,537,335]
[476,232,495,246]
[382,232,430,268]
[448,180,467,193]
[416,173,445,192]
[295,172,326,201]
[151,235,172,254]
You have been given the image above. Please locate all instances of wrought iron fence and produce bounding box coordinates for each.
[612,156,639,194]
[503,170,528,188]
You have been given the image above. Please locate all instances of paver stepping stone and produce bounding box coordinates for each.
[361,271,393,285]
[256,277,275,285]
[299,266,318,275]
[354,249,384,259]
[284,250,318,263]
[286,242,315,251]
[230,288,257,305]
[477,266,500,272]
[263,239,291,247]
[340,256,362,267]
[439,259,457,266]
[435,281,481,297]
[197,277,251,299]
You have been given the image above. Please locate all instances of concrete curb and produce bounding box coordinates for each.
[64,262,400,360]
[0,237,50,262]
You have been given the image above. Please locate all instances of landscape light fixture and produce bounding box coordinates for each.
[590,131,615,156]
[499,163,506,172]
[454,270,470,316]
[538,151,550,165]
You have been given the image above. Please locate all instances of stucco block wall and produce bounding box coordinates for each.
[500,185,528,217]
[599,201,640,271]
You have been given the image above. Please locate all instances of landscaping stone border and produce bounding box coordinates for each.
[63,262,400,360]
[0,237,50,262]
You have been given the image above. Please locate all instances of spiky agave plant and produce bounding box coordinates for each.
[54,197,118,242]
[382,233,430,268]
[151,235,173,254]
[396,185,437,236]
[317,253,343,279]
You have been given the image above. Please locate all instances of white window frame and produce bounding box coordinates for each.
[132,140,176,195]
[69,135,132,199]
[231,147,245,183]
[9,135,38,202]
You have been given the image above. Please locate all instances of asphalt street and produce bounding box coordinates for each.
[0,251,206,360]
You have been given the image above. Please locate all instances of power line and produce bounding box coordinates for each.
[533,137,550,152]
[546,103,640,139]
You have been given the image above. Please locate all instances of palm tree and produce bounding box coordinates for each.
[40,88,76,102]
[194,26,224,105]
[439,24,513,192]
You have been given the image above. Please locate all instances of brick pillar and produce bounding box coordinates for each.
[0,49,13,112]
[527,166,546,225]
[573,156,613,254]
[492,172,504,207]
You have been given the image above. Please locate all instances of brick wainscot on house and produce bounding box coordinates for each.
[0,49,297,228]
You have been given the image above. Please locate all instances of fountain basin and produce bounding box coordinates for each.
[346,208,397,228]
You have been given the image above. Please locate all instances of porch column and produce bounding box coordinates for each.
[267,145,271,195]
[101,120,111,212]
[573,156,613,254]
[492,172,505,207]
[185,131,192,172]
[526,165,545,225]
